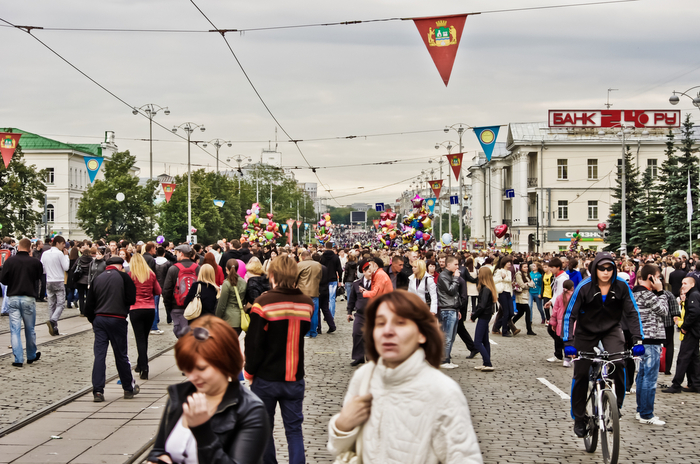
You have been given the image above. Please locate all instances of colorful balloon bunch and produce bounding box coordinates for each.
[375,210,400,248]
[315,213,333,244]
[241,203,282,245]
[569,229,582,252]
[398,195,433,250]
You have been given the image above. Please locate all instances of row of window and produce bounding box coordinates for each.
[557,159,658,180]
[45,167,88,189]
[557,200,598,220]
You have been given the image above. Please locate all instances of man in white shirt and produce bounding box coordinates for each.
[40,236,70,335]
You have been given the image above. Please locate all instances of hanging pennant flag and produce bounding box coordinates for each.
[445,153,464,181]
[282,224,288,233]
[296,220,302,228]
[473,126,501,162]
[426,197,437,214]
[373,219,380,229]
[0,132,22,168]
[413,15,468,86]
[429,179,443,199]
[213,200,225,207]
[304,223,309,230]
[162,183,176,203]
[84,157,104,183]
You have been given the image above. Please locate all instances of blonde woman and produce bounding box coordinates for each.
[128,253,162,380]
[408,260,438,314]
[246,257,265,281]
[183,264,220,323]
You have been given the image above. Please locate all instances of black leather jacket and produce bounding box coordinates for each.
[437,269,460,310]
[148,380,270,464]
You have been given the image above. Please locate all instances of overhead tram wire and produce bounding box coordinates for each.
[0,16,238,172]
[0,0,639,35]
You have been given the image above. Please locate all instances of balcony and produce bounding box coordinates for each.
[528,216,537,226]
[527,177,538,188]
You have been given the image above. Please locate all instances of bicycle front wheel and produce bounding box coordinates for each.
[600,390,620,464]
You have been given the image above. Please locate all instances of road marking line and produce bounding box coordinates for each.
[538,377,570,400]
[489,339,498,345]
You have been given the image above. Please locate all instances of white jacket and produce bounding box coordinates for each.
[407,274,438,314]
[40,246,69,283]
[328,349,483,464]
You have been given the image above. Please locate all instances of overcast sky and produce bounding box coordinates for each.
[2,0,699,207]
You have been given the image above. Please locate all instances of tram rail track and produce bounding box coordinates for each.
[0,313,82,337]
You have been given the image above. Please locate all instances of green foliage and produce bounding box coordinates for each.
[0,143,46,237]
[77,151,158,242]
[629,167,664,253]
[606,145,641,252]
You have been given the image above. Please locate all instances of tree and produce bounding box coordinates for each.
[77,151,158,242]
[629,167,664,253]
[0,143,47,237]
[661,114,698,252]
[606,145,641,253]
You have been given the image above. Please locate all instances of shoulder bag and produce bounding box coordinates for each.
[183,283,202,320]
[333,364,376,464]
[234,284,250,332]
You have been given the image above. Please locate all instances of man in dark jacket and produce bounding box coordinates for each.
[313,252,336,334]
[84,256,138,402]
[437,256,462,368]
[346,260,372,366]
[1,238,44,367]
[562,252,644,437]
[319,243,343,319]
[163,244,199,338]
[669,261,687,298]
[663,276,700,394]
[384,255,412,291]
[143,242,157,272]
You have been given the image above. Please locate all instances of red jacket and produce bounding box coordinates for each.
[129,272,162,310]
[215,265,225,287]
[362,268,393,300]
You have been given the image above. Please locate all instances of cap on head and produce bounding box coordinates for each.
[106,256,123,266]
[174,244,191,254]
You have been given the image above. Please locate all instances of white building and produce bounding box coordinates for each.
[3,128,119,240]
[469,122,672,253]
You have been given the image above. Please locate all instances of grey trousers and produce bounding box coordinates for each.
[46,281,66,323]
[171,308,188,338]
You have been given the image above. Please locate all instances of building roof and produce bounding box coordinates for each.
[0,127,103,157]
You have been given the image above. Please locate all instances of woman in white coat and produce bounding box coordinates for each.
[327,290,483,464]
[407,260,438,315]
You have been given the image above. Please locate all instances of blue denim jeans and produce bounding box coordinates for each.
[328,281,338,318]
[473,318,492,367]
[344,282,352,300]
[152,295,161,331]
[8,296,37,364]
[306,297,319,337]
[636,344,662,420]
[251,377,306,464]
[1,283,9,314]
[529,293,545,322]
[440,309,459,363]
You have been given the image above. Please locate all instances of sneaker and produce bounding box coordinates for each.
[474,365,485,370]
[46,320,55,336]
[563,359,572,368]
[124,384,140,399]
[639,416,665,425]
[93,392,105,403]
[635,412,640,420]
[513,329,522,336]
[574,418,588,438]
[547,357,560,363]
[662,386,683,394]
[12,362,23,367]
[304,335,311,339]
[481,366,495,372]
[27,352,41,364]
[440,363,458,369]
[630,387,636,394]
[150,330,164,335]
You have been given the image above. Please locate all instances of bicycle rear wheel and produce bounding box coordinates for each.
[600,390,620,464]
[583,395,598,453]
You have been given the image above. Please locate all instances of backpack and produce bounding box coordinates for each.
[174,263,198,307]
[73,261,83,281]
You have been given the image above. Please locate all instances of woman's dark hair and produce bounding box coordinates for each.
[174,315,243,379]
[563,280,575,291]
[466,257,474,272]
[426,259,436,272]
[495,255,512,270]
[363,290,443,369]
[226,258,239,286]
[568,258,579,271]
[203,252,218,271]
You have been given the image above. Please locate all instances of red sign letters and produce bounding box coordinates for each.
[548,110,681,128]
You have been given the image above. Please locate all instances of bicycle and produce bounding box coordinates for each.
[574,348,635,464]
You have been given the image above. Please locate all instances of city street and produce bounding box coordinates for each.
[1,299,699,463]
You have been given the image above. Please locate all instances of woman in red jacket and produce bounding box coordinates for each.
[129,253,162,380]
[204,252,225,287]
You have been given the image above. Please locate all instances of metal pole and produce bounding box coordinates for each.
[439,161,443,239]
[149,114,153,181]
[215,143,219,175]
[620,129,627,256]
[458,129,463,250]
[448,158,452,240]
[187,127,192,243]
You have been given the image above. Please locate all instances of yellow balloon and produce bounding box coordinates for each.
[412,245,419,251]
[247,215,255,223]
[422,218,432,229]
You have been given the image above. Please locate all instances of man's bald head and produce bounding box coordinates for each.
[681,276,696,296]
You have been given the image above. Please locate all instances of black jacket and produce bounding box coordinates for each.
[319,250,342,282]
[163,259,199,310]
[682,288,700,339]
[437,269,460,310]
[343,261,358,283]
[84,266,137,323]
[0,251,43,298]
[319,263,330,297]
[669,269,687,297]
[74,255,93,286]
[347,278,370,315]
[384,261,412,291]
[471,286,495,321]
[184,281,219,318]
[147,380,270,464]
[88,258,107,287]
[143,252,156,273]
[245,275,270,306]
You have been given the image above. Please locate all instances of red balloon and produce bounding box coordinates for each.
[267,213,274,220]
[597,223,607,233]
[494,224,508,239]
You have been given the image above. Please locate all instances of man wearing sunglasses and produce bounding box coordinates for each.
[561,252,644,438]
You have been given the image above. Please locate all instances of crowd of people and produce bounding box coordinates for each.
[2,232,700,463]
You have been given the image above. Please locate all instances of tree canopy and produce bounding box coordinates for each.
[0,143,46,238]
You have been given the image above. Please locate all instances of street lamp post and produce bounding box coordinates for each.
[435,141,456,241]
[669,86,700,110]
[172,122,206,243]
[132,104,170,180]
[444,123,469,249]
[202,139,232,175]
[227,155,252,194]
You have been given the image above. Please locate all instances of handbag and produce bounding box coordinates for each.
[183,283,202,320]
[234,285,250,332]
[333,364,375,464]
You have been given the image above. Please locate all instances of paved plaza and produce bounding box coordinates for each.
[1,299,699,463]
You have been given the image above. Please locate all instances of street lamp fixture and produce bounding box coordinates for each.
[198,138,232,174]
[172,122,206,243]
[132,103,170,180]
[669,86,700,108]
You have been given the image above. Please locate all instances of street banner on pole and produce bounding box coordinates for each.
[0,132,22,168]
[296,220,302,228]
[84,157,104,183]
[426,197,437,213]
[162,183,176,203]
[473,126,500,161]
[213,200,225,207]
[445,153,464,181]
[373,219,380,229]
[282,224,288,233]
[429,180,443,199]
[412,15,468,86]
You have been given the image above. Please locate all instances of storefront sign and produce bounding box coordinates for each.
[548,110,680,128]
[547,229,603,242]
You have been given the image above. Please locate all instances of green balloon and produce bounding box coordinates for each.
[265,231,274,240]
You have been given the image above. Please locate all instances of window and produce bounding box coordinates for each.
[557,159,568,180]
[587,159,598,180]
[647,159,658,178]
[588,200,598,220]
[46,204,55,222]
[558,200,568,220]
[46,168,55,184]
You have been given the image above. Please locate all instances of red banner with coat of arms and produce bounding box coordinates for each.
[0,132,22,168]
[161,183,176,203]
[413,15,468,86]
[429,179,443,199]
[445,153,464,181]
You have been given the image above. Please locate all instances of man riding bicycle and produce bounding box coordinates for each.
[561,253,644,438]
